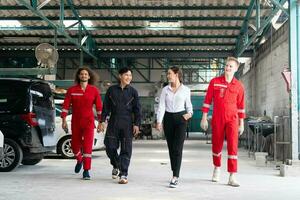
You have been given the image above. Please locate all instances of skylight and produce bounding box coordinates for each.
[0,20,22,27]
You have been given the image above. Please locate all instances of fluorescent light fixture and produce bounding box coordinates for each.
[145,20,182,30]
[0,20,22,27]
[63,20,93,28]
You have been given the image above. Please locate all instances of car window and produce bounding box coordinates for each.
[0,80,30,114]
[30,83,54,110]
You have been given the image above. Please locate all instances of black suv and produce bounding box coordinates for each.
[0,78,56,172]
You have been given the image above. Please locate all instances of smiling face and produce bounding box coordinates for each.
[119,70,132,86]
[78,69,90,83]
[224,60,239,77]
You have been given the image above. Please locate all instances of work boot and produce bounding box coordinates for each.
[228,173,240,187]
[74,161,82,173]
[82,170,91,180]
[212,167,220,182]
[118,175,128,184]
[112,168,120,179]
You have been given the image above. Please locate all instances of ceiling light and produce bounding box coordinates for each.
[145,20,182,30]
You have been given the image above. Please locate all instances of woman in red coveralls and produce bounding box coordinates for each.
[61,66,102,180]
[200,57,245,187]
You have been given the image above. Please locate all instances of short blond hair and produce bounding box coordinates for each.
[227,57,240,67]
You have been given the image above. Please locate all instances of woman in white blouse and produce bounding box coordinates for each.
[156,67,193,188]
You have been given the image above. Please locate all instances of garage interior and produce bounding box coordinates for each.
[0,0,300,199]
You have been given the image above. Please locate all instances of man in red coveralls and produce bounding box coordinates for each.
[61,66,102,180]
[200,57,245,187]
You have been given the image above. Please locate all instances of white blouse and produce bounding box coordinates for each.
[156,84,193,123]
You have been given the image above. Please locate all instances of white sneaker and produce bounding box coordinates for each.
[169,177,179,188]
[212,167,220,182]
[228,173,240,187]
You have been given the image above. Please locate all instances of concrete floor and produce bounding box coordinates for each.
[1,140,300,200]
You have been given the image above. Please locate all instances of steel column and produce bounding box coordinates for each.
[289,0,300,160]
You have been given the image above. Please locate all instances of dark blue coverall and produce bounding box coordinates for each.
[101,84,141,177]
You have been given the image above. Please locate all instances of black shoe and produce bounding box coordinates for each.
[74,161,82,173]
[169,178,179,188]
[82,170,90,180]
[112,168,120,179]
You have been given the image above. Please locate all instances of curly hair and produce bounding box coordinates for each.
[74,66,99,86]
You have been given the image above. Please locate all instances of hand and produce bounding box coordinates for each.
[133,125,140,137]
[182,113,192,121]
[98,122,106,133]
[200,118,208,131]
[62,119,68,133]
[238,125,244,136]
[156,123,162,131]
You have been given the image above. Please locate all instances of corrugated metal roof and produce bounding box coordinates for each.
[0,0,278,53]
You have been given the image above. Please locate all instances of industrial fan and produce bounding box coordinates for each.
[35,43,59,68]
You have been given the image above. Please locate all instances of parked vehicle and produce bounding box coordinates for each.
[53,99,104,159]
[0,78,56,172]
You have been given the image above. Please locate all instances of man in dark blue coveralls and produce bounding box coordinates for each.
[100,67,141,184]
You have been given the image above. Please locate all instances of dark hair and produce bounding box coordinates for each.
[169,66,183,83]
[74,66,99,86]
[118,67,132,75]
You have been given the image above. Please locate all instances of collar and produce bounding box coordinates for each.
[117,84,130,89]
[220,75,237,85]
[76,84,90,91]
[167,83,183,91]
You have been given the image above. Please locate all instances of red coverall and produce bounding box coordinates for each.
[61,84,102,170]
[202,76,245,172]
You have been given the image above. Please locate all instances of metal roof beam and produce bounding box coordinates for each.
[0,16,253,21]
[0,67,56,76]
[235,0,287,56]
[0,49,253,58]
[0,34,238,39]
[0,25,242,31]
[15,0,97,60]
[96,50,253,58]
[0,5,270,10]
[269,0,289,16]
[235,0,256,56]
[0,42,236,47]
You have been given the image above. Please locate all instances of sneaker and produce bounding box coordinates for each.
[82,170,91,180]
[212,167,220,182]
[169,178,179,188]
[228,174,240,187]
[112,168,120,179]
[74,161,82,173]
[118,175,128,184]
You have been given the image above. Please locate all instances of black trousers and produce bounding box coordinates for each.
[163,111,187,177]
[104,116,133,176]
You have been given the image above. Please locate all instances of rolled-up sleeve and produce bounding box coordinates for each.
[185,88,193,115]
[156,88,166,123]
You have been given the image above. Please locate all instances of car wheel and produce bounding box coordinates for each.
[57,135,74,159]
[21,158,43,165]
[0,138,23,172]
